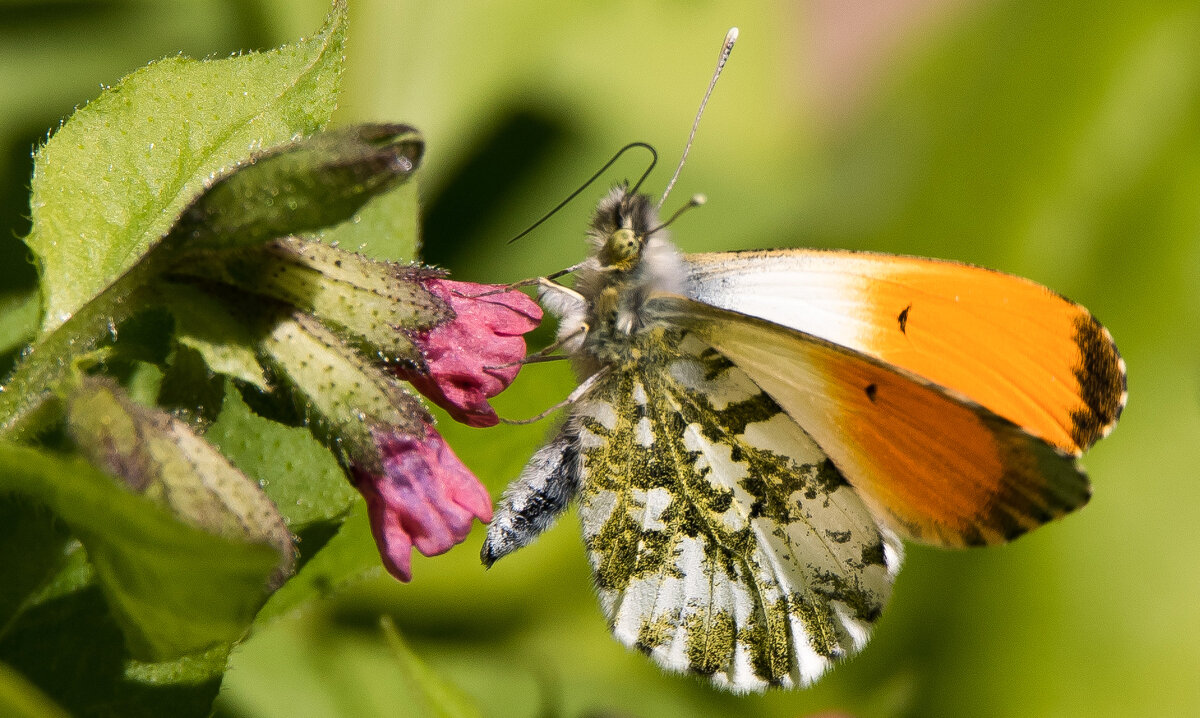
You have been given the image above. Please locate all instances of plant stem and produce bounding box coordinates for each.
[0,258,161,441]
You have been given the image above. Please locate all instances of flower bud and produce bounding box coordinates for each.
[66,377,295,588]
[256,310,426,471]
[167,124,423,253]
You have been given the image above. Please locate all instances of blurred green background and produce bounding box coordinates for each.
[3,1,1199,716]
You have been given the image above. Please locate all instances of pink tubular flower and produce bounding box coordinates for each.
[397,278,542,428]
[351,420,493,582]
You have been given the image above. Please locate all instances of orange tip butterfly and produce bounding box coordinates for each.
[481,27,1126,692]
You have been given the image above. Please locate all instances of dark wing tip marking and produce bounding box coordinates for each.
[986,427,1091,544]
[1070,314,1126,449]
[892,417,1092,548]
[959,524,987,547]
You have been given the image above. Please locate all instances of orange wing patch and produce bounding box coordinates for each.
[684,250,1126,456]
[648,296,1091,547]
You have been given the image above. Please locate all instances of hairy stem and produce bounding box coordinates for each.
[0,257,162,440]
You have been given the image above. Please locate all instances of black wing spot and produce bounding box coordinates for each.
[897,304,912,334]
[865,383,878,402]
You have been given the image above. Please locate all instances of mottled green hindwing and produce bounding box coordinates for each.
[575,329,902,691]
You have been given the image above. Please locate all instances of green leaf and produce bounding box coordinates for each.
[162,283,270,391]
[380,617,482,718]
[252,499,377,625]
[0,291,40,358]
[156,343,230,427]
[0,497,70,633]
[0,661,71,718]
[3,548,227,717]
[0,575,224,718]
[166,124,423,253]
[206,385,358,530]
[219,540,482,718]
[0,442,279,661]
[123,644,230,686]
[24,0,348,333]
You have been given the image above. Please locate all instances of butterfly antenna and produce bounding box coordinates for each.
[646,194,707,236]
[658,27,738,210]
[507,142,658,244]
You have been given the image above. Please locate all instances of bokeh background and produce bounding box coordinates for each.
[3,1,1199,716]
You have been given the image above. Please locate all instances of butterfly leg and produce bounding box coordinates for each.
[469,261,590,297]
[488,323,589,372]
[499,367,610,425]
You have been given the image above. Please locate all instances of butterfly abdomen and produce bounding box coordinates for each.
[481,425,583,567]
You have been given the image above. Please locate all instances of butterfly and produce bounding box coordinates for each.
[480,31,1126,693]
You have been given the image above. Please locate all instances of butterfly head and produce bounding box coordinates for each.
[567,184,686,356]
[589,185,661,273]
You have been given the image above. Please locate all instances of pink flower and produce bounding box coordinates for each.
[351,420,493,582]
[397,278,542,428]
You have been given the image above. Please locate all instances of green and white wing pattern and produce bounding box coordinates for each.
[574,328,902,691]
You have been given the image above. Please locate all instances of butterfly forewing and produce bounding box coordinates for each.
[683,250,1126,455]
[572,327,900,691]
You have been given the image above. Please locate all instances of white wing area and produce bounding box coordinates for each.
[684,250,885,352]
[574,330,901,691]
